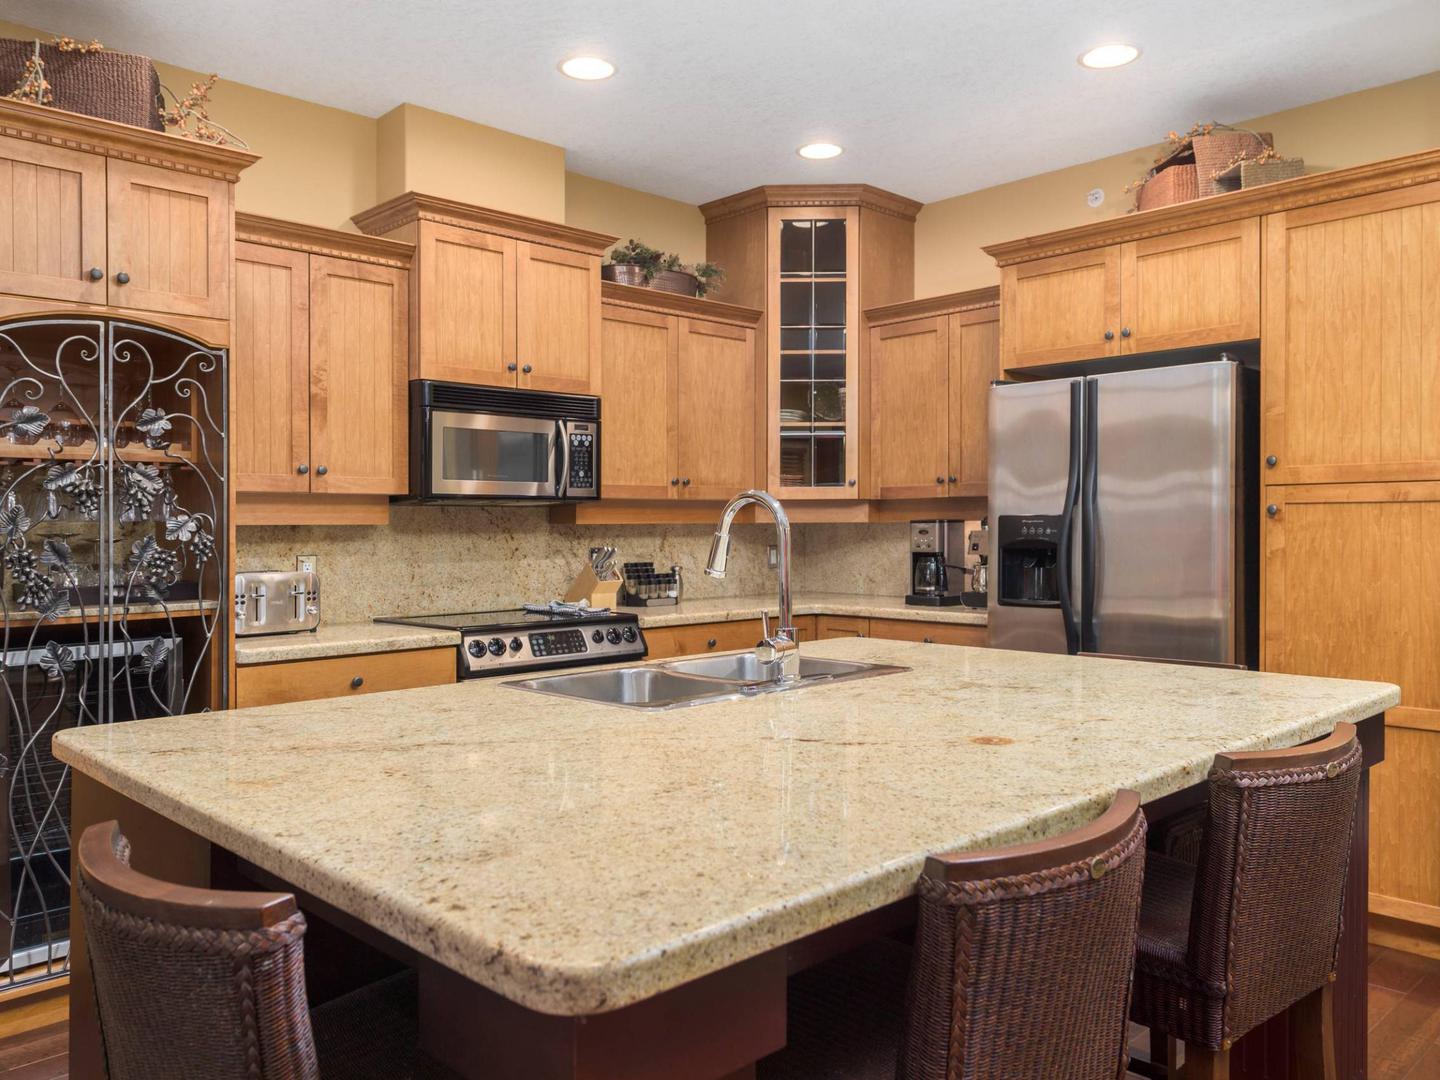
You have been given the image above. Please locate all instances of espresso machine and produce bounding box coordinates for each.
[905,520,969,606]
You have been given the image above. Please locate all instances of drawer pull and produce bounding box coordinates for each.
[706,638,717,648]
[350,676,364,690]
[923,636,933,643]
[88,267,104,281]
[115,270,130,285]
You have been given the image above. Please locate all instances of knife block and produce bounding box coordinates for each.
[563,566,621,608]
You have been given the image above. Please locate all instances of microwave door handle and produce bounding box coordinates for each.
[556,420,570,498]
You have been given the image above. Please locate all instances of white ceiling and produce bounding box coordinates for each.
[10,0,1440,204]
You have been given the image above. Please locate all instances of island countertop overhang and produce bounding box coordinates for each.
[53,639,1399,1016]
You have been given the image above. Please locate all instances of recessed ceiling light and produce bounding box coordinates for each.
[1079,43,1140,69]
[798,142,843,160]
[560,56,615,81]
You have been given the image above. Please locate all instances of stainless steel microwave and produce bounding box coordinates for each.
[408,380,600,502]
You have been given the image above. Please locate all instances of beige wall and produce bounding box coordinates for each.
[915,69,1440,296]
[565,173,707,264]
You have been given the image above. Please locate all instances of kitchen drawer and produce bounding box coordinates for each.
[868,618,987,647]
[642,615,817,660]
[235,647,456,708]
[815,615,869,639]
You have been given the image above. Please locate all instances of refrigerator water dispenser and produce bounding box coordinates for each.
[996,515,1064,606]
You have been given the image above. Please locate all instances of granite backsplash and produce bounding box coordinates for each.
[236,508,916,625]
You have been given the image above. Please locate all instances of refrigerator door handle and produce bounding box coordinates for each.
[1055,381,1082,654]
[1081,378,1100,652]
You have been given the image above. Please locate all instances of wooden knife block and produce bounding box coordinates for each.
[564,566,622,608]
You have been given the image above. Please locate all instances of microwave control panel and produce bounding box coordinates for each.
[566,422,598,497]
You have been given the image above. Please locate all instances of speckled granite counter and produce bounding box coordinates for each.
[56,639,1395,1016]
[621,592,988,628]
[233,622,461,664]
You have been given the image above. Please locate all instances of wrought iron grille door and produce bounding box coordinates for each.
[0,317,227,990]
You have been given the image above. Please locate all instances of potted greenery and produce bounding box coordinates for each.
[603,239,725,298]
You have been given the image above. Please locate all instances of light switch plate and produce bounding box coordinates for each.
[296,554,318,575]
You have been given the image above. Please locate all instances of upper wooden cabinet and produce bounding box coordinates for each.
[597,283,760,502]
[0,97,255,323]
[1263,182,1440,486]
[867,290,1000,499]
[233,216,414,514]
[702,185,922,499]
[353,193,614,394]
[994,220,1258,371]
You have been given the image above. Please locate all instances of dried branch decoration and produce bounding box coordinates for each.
[6,41,52,106]
[53,36,104,54]
[158,74,248,147]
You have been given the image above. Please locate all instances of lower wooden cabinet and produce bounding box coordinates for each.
[235,647,456,708]
[868,618,987,647]
[816,615,870,639]
[1261,481,1440,927]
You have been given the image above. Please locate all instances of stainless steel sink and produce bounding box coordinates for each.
[506,667,744,710]
[660,653,904,686]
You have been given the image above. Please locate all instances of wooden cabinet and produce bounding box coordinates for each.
[1262,183,1440,486]
[868,290,1000,499]
[992,219,1258,371]
[233,216,414,512]
[641,612,984,657]
[816,615,869,639]
[353,193,613,394]
[0,134,107,304]
[235,647,455,708]
[643,619,767,660]
[868,618,987,647]
[597,284,761,502]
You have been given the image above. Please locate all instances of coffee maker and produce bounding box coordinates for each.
[905,521,967,606]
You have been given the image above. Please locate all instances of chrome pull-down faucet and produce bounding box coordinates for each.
[705,490,798,683]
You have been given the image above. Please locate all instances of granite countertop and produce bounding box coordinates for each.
[233,622,461,665]
[235,594,986,664]
[56,639,1396,1016]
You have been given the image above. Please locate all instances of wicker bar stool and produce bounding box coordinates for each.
[76,819,456,1080]
[1131,722,1362,1080]
[759,789,1147,1080]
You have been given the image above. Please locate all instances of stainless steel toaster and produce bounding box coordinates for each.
[234,570,320,636]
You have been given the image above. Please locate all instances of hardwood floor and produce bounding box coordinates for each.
[2,946,1437,1078]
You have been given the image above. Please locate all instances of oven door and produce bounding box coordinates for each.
[427,410,562,498]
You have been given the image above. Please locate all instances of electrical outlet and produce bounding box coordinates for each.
[767,545,778,569]
[296,554,318,575]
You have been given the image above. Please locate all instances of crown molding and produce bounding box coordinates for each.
[600,281,761,325]
[700,184,924,224]
[0,97,258,182]
[983,147,1440,265]
[352,192,617,255]
[864,286,1000,327]
[236,213,414,268]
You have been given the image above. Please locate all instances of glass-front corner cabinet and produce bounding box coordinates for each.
[769,206,860,496]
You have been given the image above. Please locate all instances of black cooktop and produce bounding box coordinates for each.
[376,608,634,632]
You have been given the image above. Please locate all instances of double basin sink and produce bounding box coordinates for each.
[507,652,906,710]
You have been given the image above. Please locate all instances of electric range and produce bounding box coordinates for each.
[375,608,646,678]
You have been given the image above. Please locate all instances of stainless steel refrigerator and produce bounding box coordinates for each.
[987,355,1258,666]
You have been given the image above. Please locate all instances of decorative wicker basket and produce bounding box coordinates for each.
[1192,129,1273,197]
[1212,155,1306,194]
[1137,164,1199,212]
[0,39,163,131]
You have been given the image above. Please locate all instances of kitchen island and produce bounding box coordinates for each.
[56,640,1398,1079]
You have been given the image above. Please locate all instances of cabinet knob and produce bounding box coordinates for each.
[1120,327,1132,338]
[88,267,104,282]
[923,636,933,644]
[1265,455,1278,468]
[848,478,857,487]
[670,477,679,486]
[316,465,328,476]
[935,476,944,485]
[1266,503,1279,518]
[507,362,518,372]
[682,478,691,486]
[296,464,309,475]
[521,363,533,374]
[115,271,130,285]
[948,475,957,484]
[1104,329,1114,341]
[706,637,717,648]
[350,676,364,689]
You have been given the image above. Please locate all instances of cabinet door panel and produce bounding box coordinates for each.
[308,255,408,494]
[676,317,755,499]
[1120,219,1259,353]
[234,243,310,492]
[0,135,106,303]
[871,316,948,499]
[1263,186,1440,485]
[417,223,515,386]
[516,242,599,394]
[1262,482,1440,923]
[106,160,229,318]
[1000,247,1120,369]
[599,304,677,499]
[947,310,999,494]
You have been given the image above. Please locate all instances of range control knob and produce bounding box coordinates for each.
[487,637,506,657]
[606,627,622,645]
[621,626,638,643]
[591,629,605,644]
[509,637,523,653]
[467,639,485,658]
